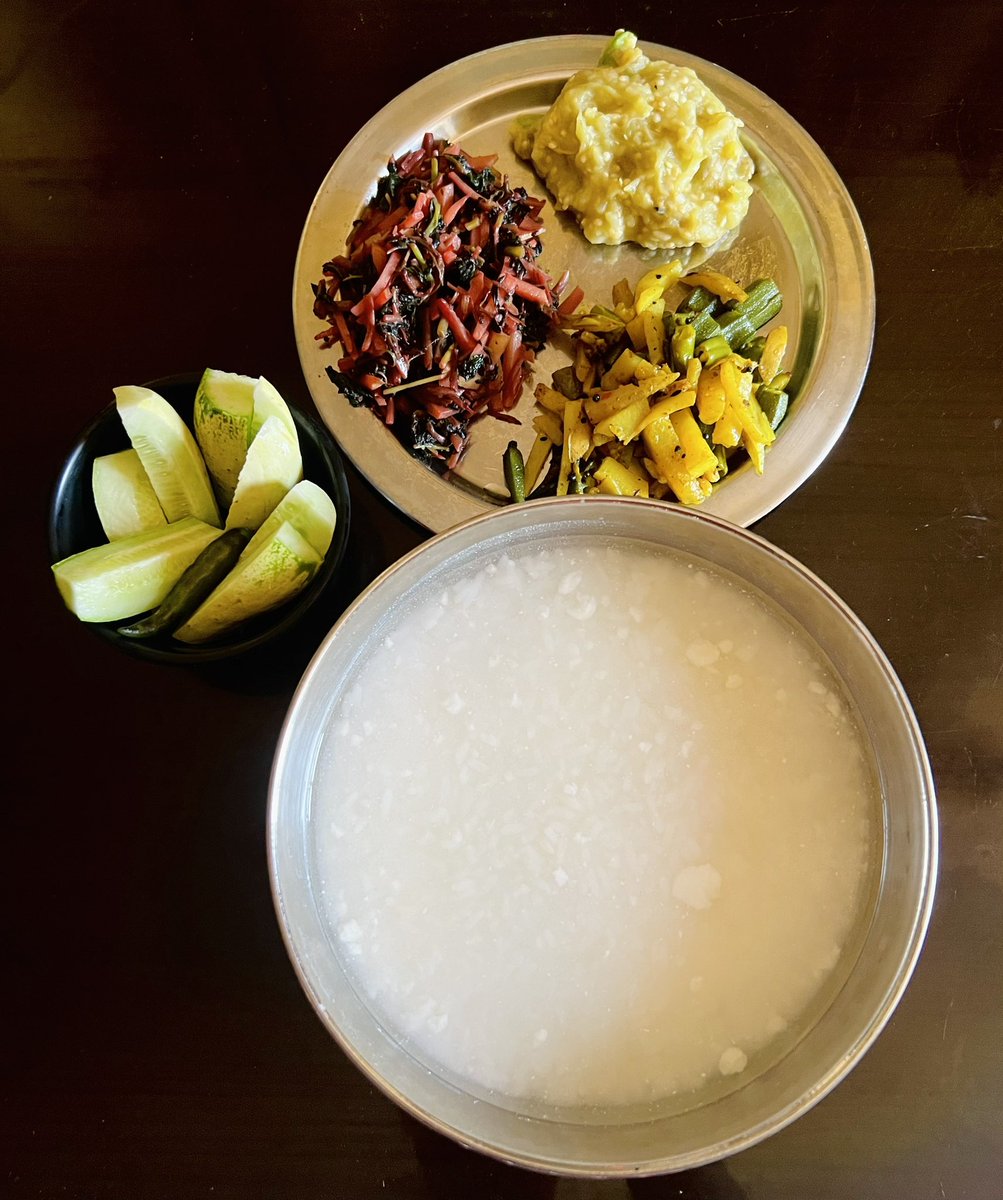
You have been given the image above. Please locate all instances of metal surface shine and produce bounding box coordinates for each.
[293,35,874,533]
[269,498,937,1177]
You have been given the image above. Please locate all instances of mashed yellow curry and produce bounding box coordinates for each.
[514,32,754,250]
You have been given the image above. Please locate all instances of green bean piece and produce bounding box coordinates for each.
[695,417,728,477]
[551,365,582,400]
[601,335,629,375]
[688,307,722,343]
[756,384,790,430]
[717,279,783,349]
[671,322,696,373]
[678,285,720,316]
[599,29,634,65]
[528,449,561,499]
[696,335,731,367]
[504,440,527,503]
[738,335,767,363]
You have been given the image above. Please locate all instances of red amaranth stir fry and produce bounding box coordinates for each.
[312,133,576,469]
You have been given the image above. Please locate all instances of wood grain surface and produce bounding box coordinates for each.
[4,1,1001,1197]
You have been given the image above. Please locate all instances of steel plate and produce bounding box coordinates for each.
[293,35,875,533]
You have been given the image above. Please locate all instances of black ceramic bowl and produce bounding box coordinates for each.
[48,373,351,664]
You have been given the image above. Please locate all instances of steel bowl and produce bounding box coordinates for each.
[268,498,937,1176]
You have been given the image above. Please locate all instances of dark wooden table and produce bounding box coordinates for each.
[6,1,1002,1196]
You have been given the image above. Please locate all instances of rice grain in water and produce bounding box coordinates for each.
[313,541,877,1108]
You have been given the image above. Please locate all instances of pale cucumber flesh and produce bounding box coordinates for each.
[225,415,302,531]
[52,517,222,623]
[174,520,320,643]
[251,376,297,443]
[114,386,221,526]
[193,369,256,506]
[92,449,167,540]
[240,479,336,563]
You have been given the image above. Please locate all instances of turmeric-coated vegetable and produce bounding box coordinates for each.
[503,267,791,505]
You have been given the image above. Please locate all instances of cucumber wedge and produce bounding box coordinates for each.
[118,528,251,638]
[251,376,298,443]
[225,415,302,531]
[193,369,257,507]
[239,479,336,563]
[92,449,167,540]
[51,517,222,623]
[114,386,221,527]
[174,520,321,643]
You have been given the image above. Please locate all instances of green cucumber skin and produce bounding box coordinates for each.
[118,528,252,638]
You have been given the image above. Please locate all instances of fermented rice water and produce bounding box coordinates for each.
[313,541,876,1107]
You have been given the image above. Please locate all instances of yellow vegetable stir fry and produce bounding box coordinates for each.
[502,265,791,504]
